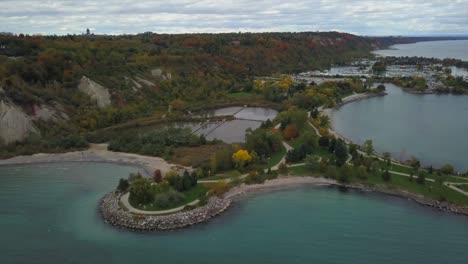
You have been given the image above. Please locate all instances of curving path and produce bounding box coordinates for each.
[120,192,200,215]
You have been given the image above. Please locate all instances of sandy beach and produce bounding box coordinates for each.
[224,176,337,199]
[0,143,187,176]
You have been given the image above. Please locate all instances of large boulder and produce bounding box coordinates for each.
[0,100,38,144]
[78,76,111,108]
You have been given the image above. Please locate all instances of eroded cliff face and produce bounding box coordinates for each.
[0,100,38,144]
[78,76,111,108]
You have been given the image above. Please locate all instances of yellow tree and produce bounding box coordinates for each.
[232,149,252,168]
[278,76,293,90]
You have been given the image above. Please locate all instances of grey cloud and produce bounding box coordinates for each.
[0,0,467,35]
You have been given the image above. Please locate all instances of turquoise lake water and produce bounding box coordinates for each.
[373,40,468,61]
[332,84,468,172]
[1,162,468,263]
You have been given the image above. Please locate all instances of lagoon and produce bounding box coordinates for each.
[1,162,468,263]
[332,84,468,171]
[180,107,278,143]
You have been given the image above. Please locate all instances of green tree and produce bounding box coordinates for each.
[363,139,374,156]
[417,171,426,184]
[128,178,153,204]
[182,172,192,191]
[440,164,454,175]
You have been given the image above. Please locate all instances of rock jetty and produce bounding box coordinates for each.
[99,192,231,231]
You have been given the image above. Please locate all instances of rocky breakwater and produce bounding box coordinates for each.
[100,192,231,231]
[347,183,468,217]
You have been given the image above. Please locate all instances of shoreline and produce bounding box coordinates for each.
[321,91,387,144]
[0,144,187,177]
[99,176,468,232]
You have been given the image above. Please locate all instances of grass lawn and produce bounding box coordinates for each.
[202,170,242,181]
[266,144,287,168]
[456,184,468,192]
[377,161,468,183]
[288,165,317,176]
[288,124,315,149]
[133,184,208,211]
[364,172,468,206]
[446,176,468,183]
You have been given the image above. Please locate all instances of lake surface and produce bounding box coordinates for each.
[332,84,468,171]
[373,40,468,61]
[1,162,468,264]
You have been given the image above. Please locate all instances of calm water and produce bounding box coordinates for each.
[181,107,278,143]
[373,40,468,61]
[332,84,468,171]
[1,162,468,264]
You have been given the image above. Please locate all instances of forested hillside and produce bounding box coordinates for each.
[0,31,375,155]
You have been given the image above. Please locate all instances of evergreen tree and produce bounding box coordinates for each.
[334,139,348,166]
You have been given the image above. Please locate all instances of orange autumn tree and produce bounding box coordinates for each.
[283,124,298,139]
[232,149,252,168]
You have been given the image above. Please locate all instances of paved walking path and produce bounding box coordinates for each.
[120,192,200,215]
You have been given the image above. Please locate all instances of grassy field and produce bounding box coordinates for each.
[284,164,468,206]
[366,172,468,206]
[267,145,287,168]
[169,144,231,167]
[288,165,317,176]
[457,184,468,192]
[202,170,242,181]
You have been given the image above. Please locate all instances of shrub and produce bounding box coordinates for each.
[278,162,288,174]
[305,155,321,171]
[318,136,330,147]
[382,170,391,182]
[417,171,426,184]
[117,178,129,192]
[283,124,298,139]
[440,164,454,175]
[153,169,162,183]
[245,171,264,184]
[356,166,368,180]
[338,165,353,183]
[325,166,338,179]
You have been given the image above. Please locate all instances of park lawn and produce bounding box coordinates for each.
[363,172,468,206]
[378,160,468,183]
[134,184,208,211]
[288,165,320,176]
[315,147,332,159]
[445,176,468,183]
[202,170,242,181]
[288,123,315,149]
[266,144,287,168]
[456,184,468,192]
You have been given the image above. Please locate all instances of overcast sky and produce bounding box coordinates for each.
[1,0,468,36]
